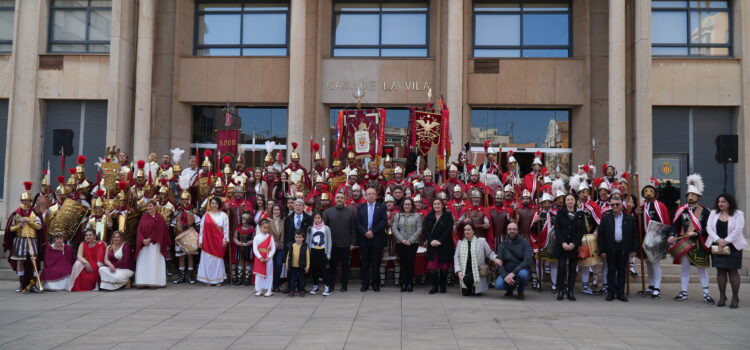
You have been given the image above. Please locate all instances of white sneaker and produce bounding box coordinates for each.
[254,291,262,296]
[310,285,319,295]
[264,290,273,297]
[582,285,594,295]
[322,286,331,296]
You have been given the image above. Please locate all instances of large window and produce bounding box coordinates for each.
[473,0,571,58]
[49,0,111,53]
[333,1,428,57]
[192,106,288,168]
[195,1,289,56]
[652,0,731,57]
[471,109,571,174]
[0,1,13,53]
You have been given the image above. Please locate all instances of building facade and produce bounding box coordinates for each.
[0,0,748,229]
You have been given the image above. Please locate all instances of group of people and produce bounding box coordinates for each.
[3,144,745,308]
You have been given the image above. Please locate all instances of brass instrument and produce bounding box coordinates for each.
[48,199,89,241]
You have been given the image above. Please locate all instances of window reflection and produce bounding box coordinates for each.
[333,0,428,58]
[472,1,571,58]
[651,0,731,56]
[48,0,112,53]
[0,1,14,53]
[195,1,289,57]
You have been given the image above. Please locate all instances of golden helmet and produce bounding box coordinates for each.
[179,190,192,201]
[75,155,86,174]
[315,175,325,184]
[20,182,33,201]
[264,152,274,163]
[202,150,213,169]
[290,142,300,161]
[116,190,128,201]
[321,192,330,201]
[92,196,105,209]
[173,163,183,173]
[41,170,50,186]
[214,175,224,188]
[227,182,235,193]
[347,148,356,160]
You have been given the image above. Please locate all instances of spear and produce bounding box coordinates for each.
[633,170,647,295]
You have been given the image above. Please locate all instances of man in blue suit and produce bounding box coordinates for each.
[356,188,388,292]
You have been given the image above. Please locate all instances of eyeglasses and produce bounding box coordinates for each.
[611,203,622,207]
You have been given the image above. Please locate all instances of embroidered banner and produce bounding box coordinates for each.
[216,129,239,158]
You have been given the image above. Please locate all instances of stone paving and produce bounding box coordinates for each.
[0,281,748,350]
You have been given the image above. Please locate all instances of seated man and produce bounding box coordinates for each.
[494,223,533,299]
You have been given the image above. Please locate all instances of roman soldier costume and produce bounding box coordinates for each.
[457,190,493,244]
[335,169,360,199]
[85,190,113,242]
[385,166,412,197]
[172,189,200,284]
[442,164,464,200]
[515,189,537,239]
[465,168,490,200]
[502,151,521,188]
[523,151,544,199]
[156,179,176,226]
[638,177,670,298]
[452,144,473,183]
[284,142,310,196]
[593,178,612,214]
[363,163,386,198]
[4,182,43,293]
[488,190,514,247]
[670,173,713,304]
[327,152,347,193]
[381,149,395,181]
[305,176,332,213]
[225,185,253,284]
[478,141,500,175]
[530,190,557,290]
[421,169,438,203]
[446,185,468,223]
[74,155,92,200]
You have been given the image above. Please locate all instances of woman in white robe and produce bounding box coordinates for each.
[197,197,230,286]
[99,231,134,290]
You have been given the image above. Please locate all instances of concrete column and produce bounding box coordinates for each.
[106,0,137,154]
[4,0,44,211]
[737,1,750,238]
[446,0,464,161]
[608,0,626,169]
[133,0,156,161]
[287,0,307,163]
[634,0,653,182]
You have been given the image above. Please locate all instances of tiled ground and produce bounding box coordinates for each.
[0,281,747,350]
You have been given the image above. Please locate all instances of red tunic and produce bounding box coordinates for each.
[71,241,106,291]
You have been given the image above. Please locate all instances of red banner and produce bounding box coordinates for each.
[216,129,239,158]
[414,110,442,155]
[336,109,386,160]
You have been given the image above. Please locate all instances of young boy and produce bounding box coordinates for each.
[286,229,310,297]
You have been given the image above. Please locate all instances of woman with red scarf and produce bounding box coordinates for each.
[198,197,230,286]
[134,200,171,288]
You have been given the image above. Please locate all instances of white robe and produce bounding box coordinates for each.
[197,211,230,284]
[253,232,276,292]
[99,245,134,290]
[134,243,166,287]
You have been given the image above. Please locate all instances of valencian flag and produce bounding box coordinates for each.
[335,108,387,163]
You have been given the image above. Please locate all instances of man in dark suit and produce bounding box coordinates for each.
[282,199,313,294]
[355,188,388,292]
[597,197,639,301]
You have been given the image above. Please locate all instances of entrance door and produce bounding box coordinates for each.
[653,153,688,218]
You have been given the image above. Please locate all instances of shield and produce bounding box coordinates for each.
[48,199,89,241]
[123,209,144,247]
[100,161,121,194]
[643,220,671,262]
[414,110,442,155]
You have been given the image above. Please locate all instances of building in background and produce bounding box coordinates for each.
[0,0,747,242]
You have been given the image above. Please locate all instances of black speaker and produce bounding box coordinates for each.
[52,129,74,156]
[715,134,738,163]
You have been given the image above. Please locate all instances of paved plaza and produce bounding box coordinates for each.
[0,281,748,350]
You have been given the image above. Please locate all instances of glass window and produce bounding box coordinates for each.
[651,0,731,57]
[471,109,571,174]
[0,1,13,53]
[195,1,289,57]
[49,0,111,53]
[192,106,288,168]
[472,0,571,58]
[333,0,428,57]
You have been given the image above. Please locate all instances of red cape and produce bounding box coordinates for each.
[136,212,171,258]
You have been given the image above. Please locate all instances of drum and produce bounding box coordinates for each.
[668,235,695,261]
[175,228,199,255]
[414,246,428,276]
[578,234,602,267]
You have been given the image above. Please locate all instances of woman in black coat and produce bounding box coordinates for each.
[424,198,455,294]
[554,193,585,301]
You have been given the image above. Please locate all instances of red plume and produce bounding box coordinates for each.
[223,155,231,164]
[69,168,76,175]
[291,142,298,149]
[322,184,329,192]
[117,181,128,191]
[535,150,542,158]
[540,184,552,193]
[601,162,608,174]
[160,178,168,186]
[507,150,514,157]
[593,177,603,188]
[137,160,145,169]
[96,189,105,197]
[57,176,65,184]
[621,172,629,181]
[483,140,491,152]
[582,164,591,173]
[23,181,32,191]
[348,145,353,151]
[312,143,320,152]
[333,151,339,159]
[77,155,86,165]
[541,167,548,176]
[204,149,212,158]
[43,169,48,175]
[385,149,392,155]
